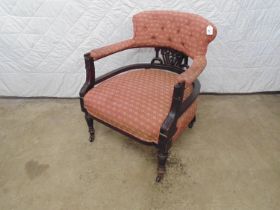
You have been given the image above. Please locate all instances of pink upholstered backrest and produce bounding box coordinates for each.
[132,11,217,58]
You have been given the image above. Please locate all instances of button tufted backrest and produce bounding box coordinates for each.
[132,11,217,59]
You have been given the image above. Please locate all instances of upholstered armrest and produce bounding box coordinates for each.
[177,56,207,85]
[89,39,135,61]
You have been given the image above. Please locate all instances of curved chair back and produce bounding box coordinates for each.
[132,11,217,58]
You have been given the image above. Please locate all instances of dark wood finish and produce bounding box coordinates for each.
[151,48,163,64]
[79,47,200,182]
[80,53,95,112]
[156,147,169,182]
[179,80,201,116]
[85,112,95,142]
[89,113,157,146]
[188,115,196,128]
[156,81,185,182]
[95,63,185,85]
[151,47,189,69]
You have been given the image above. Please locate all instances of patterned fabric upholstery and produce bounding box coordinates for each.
[177,56,207,85]
[132,11,216,58]
[173,100,197,141]
[90,39,135,61]
[84,11,217,143]
[84,69,194,143]
[90,11,217,86]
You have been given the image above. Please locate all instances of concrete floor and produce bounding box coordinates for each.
[0,95,279,210]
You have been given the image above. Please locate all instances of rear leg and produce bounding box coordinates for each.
[188,115,196,128]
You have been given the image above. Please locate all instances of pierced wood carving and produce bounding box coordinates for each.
[151,47,189,69]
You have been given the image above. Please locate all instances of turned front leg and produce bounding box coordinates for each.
[85,112,95,142]
[156,150,169,182]
[156,137,171,182]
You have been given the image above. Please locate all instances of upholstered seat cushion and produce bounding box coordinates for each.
[84,69,195,143]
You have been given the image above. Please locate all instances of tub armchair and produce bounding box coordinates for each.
[79,11,217,182]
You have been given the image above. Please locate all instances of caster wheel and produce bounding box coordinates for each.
[156,173,164,182]
[188,116,196,128]
[89,135,95,142]
[89,129,95,142]
[188,121,194,128]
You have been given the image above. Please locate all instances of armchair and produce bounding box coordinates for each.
[79,11,217,182]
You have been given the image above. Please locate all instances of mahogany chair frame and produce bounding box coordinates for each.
[79,47,200,182]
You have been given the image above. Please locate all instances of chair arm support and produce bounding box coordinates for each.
[160,81,185,139]
[79,53,95,97]
[159,79,200,142]
[79,53,96,112]
[89,39,135,61]
[177,56,207,85]
[81,39,135,98]
[179,80,201,115]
